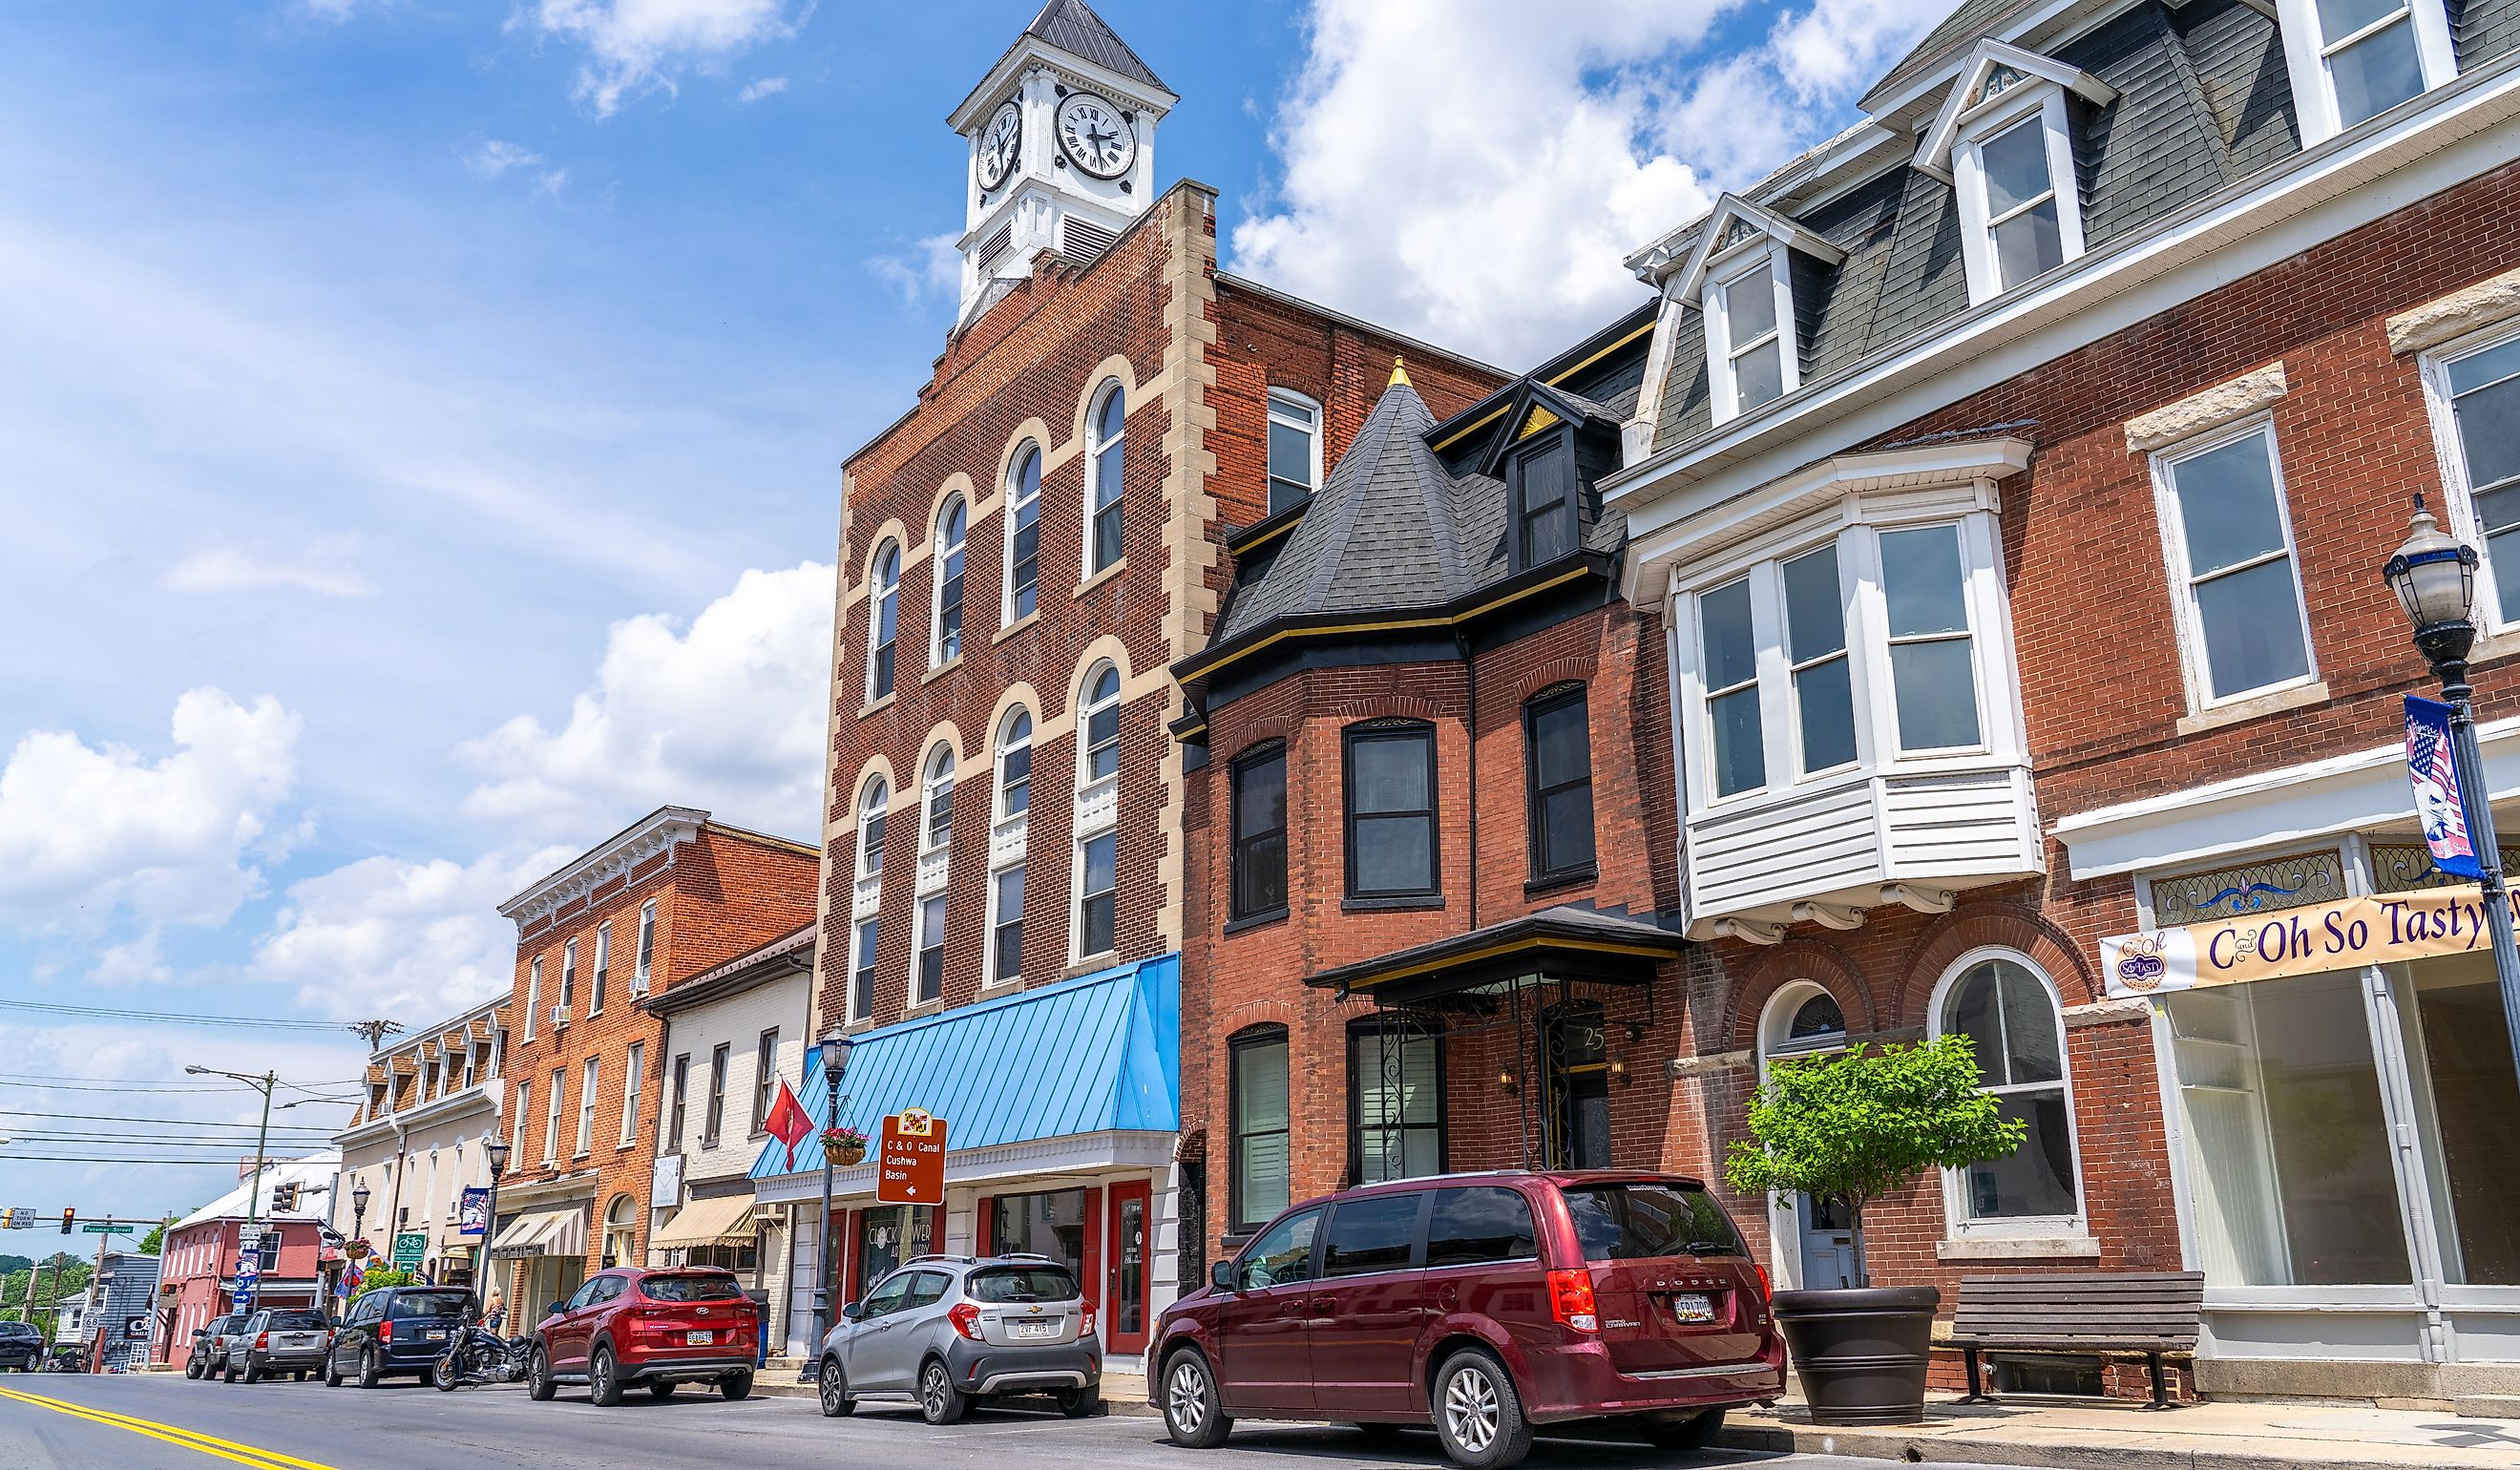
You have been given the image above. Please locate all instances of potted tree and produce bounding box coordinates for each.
[1725,1034,2025,1426]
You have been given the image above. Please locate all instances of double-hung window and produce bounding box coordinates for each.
[576,1057,598,1156]
[1942,74,2088,304]
[1229,1026,1291,1231]
[1510,438,1576,568]
[620,1041,643,1146]
[916,893,946,1004]
[1523,687,1596,882]
[851,917,878,1021]
[524,956,542,1040]
[1088,385,1124,575]
[1709,252,1791,420]
[558,939,577,1021]
[988,709,1032,987]
[589,920,609,1016]
[1266,388,1321,514]
[1343,721,1438,900]
[2429,329,2520,624]
[751,1029,778,1134]
[867,540,900,702]
[704,1044,729,1146]
[1075,663,1123,960]
[2278,0,2454,140]
[1007,445,1042,622]
[1081,665,1121,784]
[633,898,655,997]
[997,710,1032,819]
[924,749,955,852]
[666,1056,688,1150]
[990,869,1023,984]
[1783,546,1858,772]
[1077,832,1117,958]
[1230,743,1289,921]
[544,1067,564,1163]
[2152,423,2314,707]
[933,496,966,666]
[1880,524,1986,749]
[1700,578,1766,799]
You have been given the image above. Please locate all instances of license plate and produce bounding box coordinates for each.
[686,1330,714,1346]
[1667,1293,1716,1323]
[1010,1320,1059,1340]
[422,1330,447,1341]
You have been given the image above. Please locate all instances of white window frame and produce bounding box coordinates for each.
[987,705,1033,991]
[2149,417,2320,713]
[2419,319,2520,637]
[1952,86,2086,304]
[922,746,956,857]
[1927,946,2090,1242]
[931,494,967,669]
[1003,441,1042,627]
[589,920,610,1017]
[2277,0,2457,145]
[858,776,890,879]
[543,1067,564,1164]
[620,1040,643,1146]
[1073,662,1123,965]
[559,936,578,1018]
[995,707,1034,825]
[915,891,947,1006]
[1265,387,1323,512]
[633,897,656,997]
[576,1056,598,1157]
[1705,244,1797,425]
[524,956,541,1041]
[866,539,901,704]
[986,862,1024,988]
[1086,383,1125,577]
[849,915,878,1026]
[1073,829,1118,965]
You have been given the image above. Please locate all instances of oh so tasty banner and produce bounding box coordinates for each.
[2101,884,2513,997]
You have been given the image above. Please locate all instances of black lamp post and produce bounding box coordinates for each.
[349,1181,370,1252]
[806,1031,855,1376]
[480,1132,511,1315]
[2384,496,2520,1067]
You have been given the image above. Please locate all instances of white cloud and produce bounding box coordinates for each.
[454,561,834,838]
[253,846,574,1020]
[867,232,961,308]
[535,168,571,197]
[1233,0,1946,366]
[0,688,299,934]
[466,139,544,179]
[527,0,804,117]
[736,76,788,104]
[161,537,374,598]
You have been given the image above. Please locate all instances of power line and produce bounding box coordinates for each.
[0,1108,338,1131]
[0,1000,356,1032]
[0,1155,305,1166]
[0,1082,262,1096]
[0,1073,275,1086]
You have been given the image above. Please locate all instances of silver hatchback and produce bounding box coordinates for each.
[814,1254,1101,1425]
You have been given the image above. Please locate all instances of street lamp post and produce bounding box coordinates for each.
[806,1032,854,1377]
[479,1132,510,1321]
[2384,497,2520,1068]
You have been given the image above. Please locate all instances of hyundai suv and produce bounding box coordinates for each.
[813,1254,1100,1424]
[1151,1171,1782,1469]
[526,1268,759,1406]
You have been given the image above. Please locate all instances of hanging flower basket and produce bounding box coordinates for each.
[821,1127,868,1167]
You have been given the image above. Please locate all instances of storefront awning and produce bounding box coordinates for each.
[489,1207,585,1262]
[750,952,1178,1181]
[1306,904,1686,1004]
[651,1193,759,1250]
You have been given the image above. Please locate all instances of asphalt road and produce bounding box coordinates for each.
[0,1371,2055,1470]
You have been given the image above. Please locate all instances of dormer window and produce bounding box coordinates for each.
[1512,436,1575,567]
[2278,0,2456,142]
[1674,195,1843,428]
[1914,41,2115,306]
[1968,111,2070,293]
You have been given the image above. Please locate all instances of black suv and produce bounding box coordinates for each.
[326,1286,472,1388]
[0,1321,41,1372]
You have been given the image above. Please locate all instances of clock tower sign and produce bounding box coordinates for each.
[946,0,1174,325]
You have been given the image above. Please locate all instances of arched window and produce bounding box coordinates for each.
[922,746,956,852]
[866,540,901,702]
[1087,385,1124,575]
[1934,953,2083,1228]
[856,777,890,879]
[602,1192,638,1270]
[1229,1024,1291,1230]
[1079,663,1122,787]
[997,708,1034,821]
[988,708,1033,988]
[1074,662,1122,960]
[932,496,966,667]
[1006,443,1041,623]
[850,777,884,1025]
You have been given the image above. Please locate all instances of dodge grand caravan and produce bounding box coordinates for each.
[1151,1171,1782,1469]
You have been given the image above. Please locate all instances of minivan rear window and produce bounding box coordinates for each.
[967,1266,1079,1303]
[1562,1182,1746,1261]
[387,1291,472,1319]
[1426,1186,1538,1267]
[639,1273,745,1303]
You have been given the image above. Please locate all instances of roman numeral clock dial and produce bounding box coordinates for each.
[1056,91,1135,179]
[977,99,1020,192]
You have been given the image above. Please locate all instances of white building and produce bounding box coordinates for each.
[331,998,507,1288]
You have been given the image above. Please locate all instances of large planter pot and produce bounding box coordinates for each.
[1771,1285,1940,1426]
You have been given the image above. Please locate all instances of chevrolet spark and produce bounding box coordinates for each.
[1151,1171,1783,1469]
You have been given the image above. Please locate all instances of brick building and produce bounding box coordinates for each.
[158,1152,338,1372]
[743,0,1507,1366]
[489,807,815,1319]
[1608,0,2520,1401]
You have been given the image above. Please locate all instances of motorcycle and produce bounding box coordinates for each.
[430,1319,530,1392]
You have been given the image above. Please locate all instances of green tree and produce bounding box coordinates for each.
[136,1223,166,1257]
[351,1268,418,1302]
[1725,1035,2026,1287]
[0,1255,31,1275]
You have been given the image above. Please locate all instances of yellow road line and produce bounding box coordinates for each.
[0,1384,341,1470]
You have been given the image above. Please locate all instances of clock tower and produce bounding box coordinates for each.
[946,0,1175,325]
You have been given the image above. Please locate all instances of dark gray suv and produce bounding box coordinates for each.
[814,1255,1099,1424]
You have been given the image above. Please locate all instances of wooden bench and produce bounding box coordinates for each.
[1932,1270,2205,1410]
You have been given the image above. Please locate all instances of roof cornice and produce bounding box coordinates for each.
[497,806,707,924]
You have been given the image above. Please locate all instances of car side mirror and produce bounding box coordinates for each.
[840,1302,866,1321]
[1210,1260,1235,1292]
[546,1302,566,1320]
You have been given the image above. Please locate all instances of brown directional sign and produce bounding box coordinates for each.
[874,1109,946,1207]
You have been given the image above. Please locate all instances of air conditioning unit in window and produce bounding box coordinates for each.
[550,1004,569,1029]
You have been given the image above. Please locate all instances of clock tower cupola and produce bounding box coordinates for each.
[946,0,1175,324]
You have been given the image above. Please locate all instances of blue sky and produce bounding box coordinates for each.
[0,0,1943,1229]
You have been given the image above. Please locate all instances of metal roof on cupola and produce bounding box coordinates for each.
[948,0,1176,130]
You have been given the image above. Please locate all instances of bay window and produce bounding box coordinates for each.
[2152,423,2315,708]
[1880,524,1985,749]
[1783,546,1857,773]
[1343,720,1438,900]
[1523,686,1596,882]
[1230,742,1289,922]
[1700,578,1765,798]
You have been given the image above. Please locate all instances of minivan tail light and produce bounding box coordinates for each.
[1546,1270,1599,1334]
[948,1303,984,1341]
[377,1319,392,1346]
[1752,1261,1772,1301]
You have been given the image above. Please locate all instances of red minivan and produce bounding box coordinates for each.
[1150,1171,1782,1469]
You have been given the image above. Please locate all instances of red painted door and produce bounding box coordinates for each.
[1105,1180,1152,1355]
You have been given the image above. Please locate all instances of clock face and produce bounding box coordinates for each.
[1056,92,1135,179]
[977,101,1020,192]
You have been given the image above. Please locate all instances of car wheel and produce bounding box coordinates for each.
[816,1356,855,1418]
[358,1349,381,1390]
[648,1379,677,1399]
[324,1354,343,1388]
[1432,1348,1533,1470]
[720,1372,751,1402]
[916,1358,966,1425]
[526,1347,556,1402]
[243,1359,263,1385]
[223,1359,240,1385]
[1055,1386,1098,1418]
[1639,1406,1724,1452]
[588,1346,623,1407]
[184,1356,205,1381]
[1160,1347,1230,1449]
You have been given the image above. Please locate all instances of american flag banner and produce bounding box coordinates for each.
[2406,695,2484,878]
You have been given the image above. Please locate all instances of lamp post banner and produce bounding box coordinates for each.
[2407,695,2484,878]
[2103,882,2520,996]
[457,1188,490,1238]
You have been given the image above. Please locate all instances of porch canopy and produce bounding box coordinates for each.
[650,1193,759,1251]
[1305,904,1686,1005]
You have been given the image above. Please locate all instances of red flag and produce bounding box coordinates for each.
[766,1078,815,1170]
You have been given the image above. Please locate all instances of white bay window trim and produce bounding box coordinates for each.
[2278,0,2456,146]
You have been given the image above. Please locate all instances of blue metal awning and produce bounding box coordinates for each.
[750,952,1179,1180]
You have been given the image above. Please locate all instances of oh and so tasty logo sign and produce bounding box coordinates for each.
[2101,883,2517,997]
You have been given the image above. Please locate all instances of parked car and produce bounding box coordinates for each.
[326,1285,473,1388]
[811,1254,1100,1424]
[1150,1170,1783,1470]
[229,1307,331,1383]
[184,1313,242,1379]
[525,1267,759,1407]
[0,1321,42,1372]
[200,1312,256,1383]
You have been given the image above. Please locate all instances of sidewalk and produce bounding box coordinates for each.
[1718,1393,2520,1469]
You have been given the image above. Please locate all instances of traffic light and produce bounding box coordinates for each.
[0,1208,14,1229]
[59,1208,74,1234]
[270,1183,297,1212]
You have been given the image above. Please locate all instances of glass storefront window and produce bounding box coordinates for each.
[990,1188,1087,1284]
[2394,953,2520,1287]
[856,1204,934,1293]
[2166,971,2410,1287]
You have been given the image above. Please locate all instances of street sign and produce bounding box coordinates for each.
[80,1223,133,1235]
[234,1250,260,1310]
[123,1314,150,1341]
[391,1231,427,1270]
[874,1108,947,1206]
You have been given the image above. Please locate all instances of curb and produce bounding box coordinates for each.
[1713,1420,2462,1470]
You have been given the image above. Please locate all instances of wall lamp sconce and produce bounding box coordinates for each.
[1497,1067,1519,1092]
[1608,1060,1633,1086]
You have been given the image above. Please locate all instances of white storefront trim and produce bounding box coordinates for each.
[749,1127,1174,1206]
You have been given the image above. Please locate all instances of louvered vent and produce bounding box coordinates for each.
[977,223,1013,271]
[1063,217,1118,263]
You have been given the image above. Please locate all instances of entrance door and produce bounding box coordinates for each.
[1544,1002,1611,1168]
[1796,1194,1859,1289]
[1105,1180,1152,1356]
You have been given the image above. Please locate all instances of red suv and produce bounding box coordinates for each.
[526,1267,761,1406]
[1151,1171,1782,1469]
